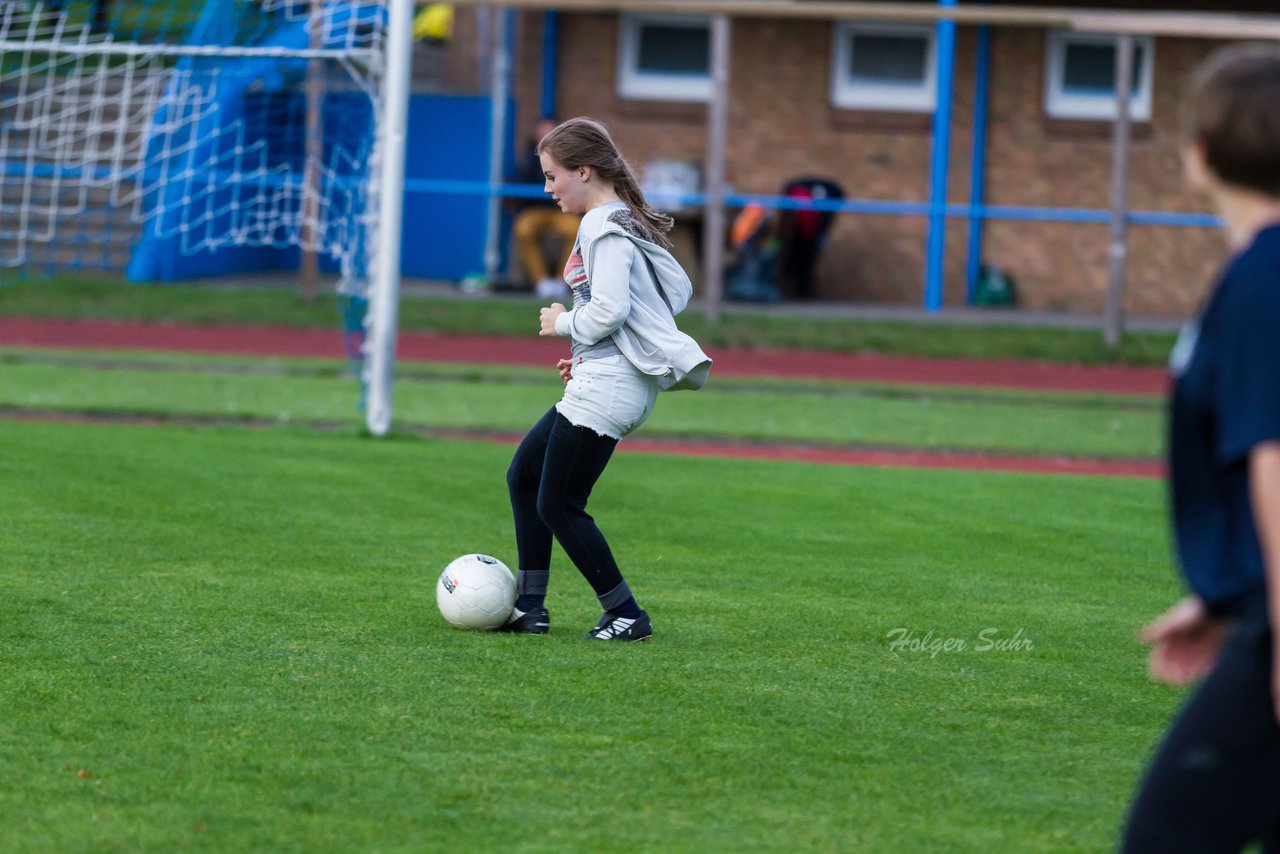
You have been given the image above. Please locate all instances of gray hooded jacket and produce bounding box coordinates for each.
[554,203,712,391]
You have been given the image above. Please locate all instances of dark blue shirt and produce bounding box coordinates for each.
[1169,223,1280,615]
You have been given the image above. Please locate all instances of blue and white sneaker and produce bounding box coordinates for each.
[586,610,652,642]
[497,606,550,634]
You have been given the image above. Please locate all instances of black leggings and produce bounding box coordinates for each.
[506,407,627,601]
[1123,604,1280,853]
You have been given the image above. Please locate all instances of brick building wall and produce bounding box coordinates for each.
[979,27,1225,316]
[446,4,1260,318]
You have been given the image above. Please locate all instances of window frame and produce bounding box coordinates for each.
[1044,30,1155,122]
[829,21,938,113]
[616,12,713,103]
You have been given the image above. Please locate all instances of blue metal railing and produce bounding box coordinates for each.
[397,177,1223,229]
[1,167,1222,273]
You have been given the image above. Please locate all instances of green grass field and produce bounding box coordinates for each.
[1,417,1179,851]
[0,317,1187,850]
[0,350,1162,458]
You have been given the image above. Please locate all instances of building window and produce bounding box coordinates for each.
[830,22,937,112]
[1045,31,1154,121]
[617,13,712,102]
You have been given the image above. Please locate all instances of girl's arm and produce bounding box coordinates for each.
[1249,441,1280,722]
[553,235,634,345]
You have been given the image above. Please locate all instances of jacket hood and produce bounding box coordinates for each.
[587,207,695,316]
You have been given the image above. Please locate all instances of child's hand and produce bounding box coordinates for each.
[1141,597,1229,685]
[556,358,573,384]
[539,303,566,336]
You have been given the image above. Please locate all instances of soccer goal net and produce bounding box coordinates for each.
[0,0,412,434]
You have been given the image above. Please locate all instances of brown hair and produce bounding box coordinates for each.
[1186,43,1280,198]
[536,117,675,249]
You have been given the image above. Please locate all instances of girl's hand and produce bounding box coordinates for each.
[539,303,566,337]
[557,358,573,384]
[1141,596,1229,685]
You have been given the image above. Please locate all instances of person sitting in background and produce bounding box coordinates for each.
[775,177,843,301]
[512,117,579,299]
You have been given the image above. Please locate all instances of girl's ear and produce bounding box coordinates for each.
[579,165,591,183]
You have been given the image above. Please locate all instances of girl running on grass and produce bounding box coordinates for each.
[1123,44,1280,852]
[500,117,711,642]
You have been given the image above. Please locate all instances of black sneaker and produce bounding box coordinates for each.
[586,610,652,642]
[497,606,550,634]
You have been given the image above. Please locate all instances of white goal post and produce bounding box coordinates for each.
[364,0,413,437]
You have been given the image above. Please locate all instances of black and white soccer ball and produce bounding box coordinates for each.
[436,554,517,630]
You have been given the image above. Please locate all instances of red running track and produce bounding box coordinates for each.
[0,316,1168,395]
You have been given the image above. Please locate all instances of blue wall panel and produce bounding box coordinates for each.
[399,94,495,281]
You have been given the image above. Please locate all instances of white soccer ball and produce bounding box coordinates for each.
[436,554,517,630]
